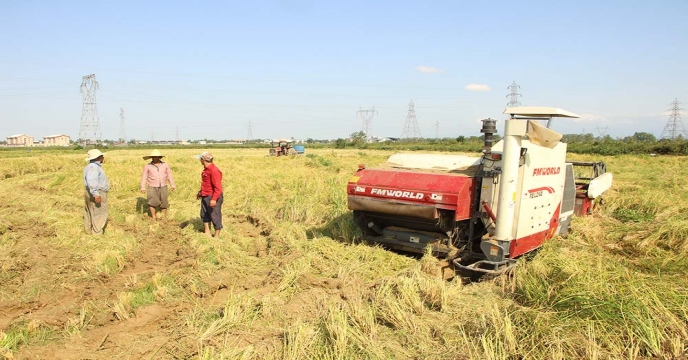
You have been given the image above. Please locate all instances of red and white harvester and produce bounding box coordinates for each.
[347,107,613,275]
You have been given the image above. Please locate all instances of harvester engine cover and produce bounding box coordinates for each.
[347,153,483,257]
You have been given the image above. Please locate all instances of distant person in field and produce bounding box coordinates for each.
[195,152,223,237]
[140,149,176,221]
[83,149,110,235]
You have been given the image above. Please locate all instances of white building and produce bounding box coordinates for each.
[6,134,35,146]
[43,134,71,146]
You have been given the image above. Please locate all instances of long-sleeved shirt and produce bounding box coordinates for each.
[140,162,176,191]
[200,163,223,201]
[83,161,110,196]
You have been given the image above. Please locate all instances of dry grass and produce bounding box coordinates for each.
[0,148,686,359]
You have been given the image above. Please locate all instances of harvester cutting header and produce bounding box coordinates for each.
[347,107,613,275]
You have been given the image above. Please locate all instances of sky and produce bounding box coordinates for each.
[1,0,687,142]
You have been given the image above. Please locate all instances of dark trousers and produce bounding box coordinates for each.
[200,194,223,230]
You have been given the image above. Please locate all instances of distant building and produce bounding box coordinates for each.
[6,134,34,146]
[43,134,71,146]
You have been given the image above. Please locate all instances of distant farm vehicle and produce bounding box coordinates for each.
[269,140,296,157]
[293,145,305,155]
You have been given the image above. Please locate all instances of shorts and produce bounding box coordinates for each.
[200,194,223,230]
[147,186,169,208]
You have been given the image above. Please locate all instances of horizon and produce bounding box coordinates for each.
[1,1,686,142]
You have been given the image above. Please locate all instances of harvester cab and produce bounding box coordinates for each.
[346,107,613,277]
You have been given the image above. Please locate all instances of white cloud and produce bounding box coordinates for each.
[464,84,491,92]
[572,113,606,123]
[414,66,445,74]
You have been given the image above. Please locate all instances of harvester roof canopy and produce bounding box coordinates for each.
[503,107,580,118]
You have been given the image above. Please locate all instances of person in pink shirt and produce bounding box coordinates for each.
[141,149,176,221]
[195,151,223,237]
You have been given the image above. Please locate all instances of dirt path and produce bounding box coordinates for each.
[7,214,276,359]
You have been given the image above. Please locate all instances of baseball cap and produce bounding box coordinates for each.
[194,152,213,161]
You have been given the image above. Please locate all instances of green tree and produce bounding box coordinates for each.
[633,132,656,142]
[350,131,366,147]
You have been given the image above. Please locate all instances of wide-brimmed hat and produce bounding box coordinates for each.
[194,152,213,162]
[143,149,164,160]
[85,149,105,162]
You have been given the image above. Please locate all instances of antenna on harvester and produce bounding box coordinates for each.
[79,74,101,144]
[357,106,378,142]
[435,121,440,139]
[247,120,253,141]
[119,108,126,145]
[506,81,521,107]
[401,100,422,140]
[660,98,688,140]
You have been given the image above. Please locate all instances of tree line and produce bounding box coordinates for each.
[331,131,688,155]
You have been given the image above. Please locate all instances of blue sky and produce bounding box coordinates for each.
[1,0,686,141]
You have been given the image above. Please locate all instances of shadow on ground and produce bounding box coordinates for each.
[179,217,204,232]
[307,213,361,244]
[136,197,148,214]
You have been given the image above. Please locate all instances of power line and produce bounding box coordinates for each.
[401,100,422,140]
[660,98,687,140]
[78,74,101,144]
[356,106,378,142]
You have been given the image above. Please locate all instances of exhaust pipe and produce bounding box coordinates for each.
[481,118,497,155]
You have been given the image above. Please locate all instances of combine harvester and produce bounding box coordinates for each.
[347,107,613,276]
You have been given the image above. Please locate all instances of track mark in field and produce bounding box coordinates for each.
[8,212,278,358]
[228,215,267,239]
[0,236,84,330]
[6,222,200,358]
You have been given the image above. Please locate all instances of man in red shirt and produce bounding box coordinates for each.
[195,152,223,237]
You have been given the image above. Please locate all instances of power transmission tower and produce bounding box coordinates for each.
[79,74,101,144]
[401,100,422,140]
[595,126,609,138]
[357,107,378,142]
[119,108,126,145]
[506,81,522,107]
[435,121,440,139]
[660,98,688,140]
[175,127,181,144]
[150,131,154,143]
[247,120,253,141]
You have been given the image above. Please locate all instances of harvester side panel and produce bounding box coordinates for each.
[509,203,561,257]
[479,139,568,259]
[347,169,474,220]
[513,140,567,241]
